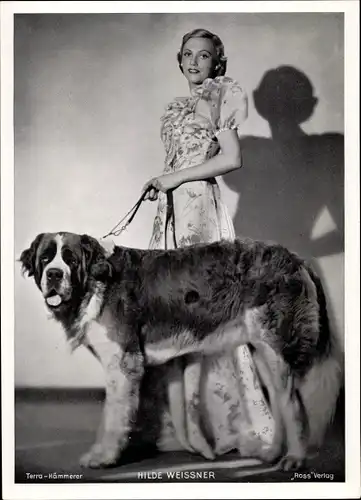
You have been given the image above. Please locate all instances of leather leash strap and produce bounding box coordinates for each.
[102,188,178,249]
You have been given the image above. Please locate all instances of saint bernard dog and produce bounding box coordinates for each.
[20,232,342,470]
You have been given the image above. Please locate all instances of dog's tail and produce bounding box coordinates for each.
[299,266,343,449]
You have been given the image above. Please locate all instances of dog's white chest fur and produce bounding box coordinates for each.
[78,285,105,331]
[86,321,122,366]
[71,283,117,358]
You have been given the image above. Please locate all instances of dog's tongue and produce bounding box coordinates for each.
[46,295,62,307]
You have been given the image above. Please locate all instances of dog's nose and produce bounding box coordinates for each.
[46,268,64,282]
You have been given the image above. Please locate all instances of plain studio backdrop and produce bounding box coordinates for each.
[14,13,344,388]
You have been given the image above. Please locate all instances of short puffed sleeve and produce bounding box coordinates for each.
[205,76,248,138]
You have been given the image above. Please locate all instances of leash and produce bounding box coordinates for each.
[165,191,178,250]
[101,188,151,239]
[102,188,178,249]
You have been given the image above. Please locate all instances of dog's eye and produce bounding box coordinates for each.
[40,255,50,263]
[63,249,78,266]
[69,255,77,266]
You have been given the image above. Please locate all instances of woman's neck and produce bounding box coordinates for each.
[188,82,202,94]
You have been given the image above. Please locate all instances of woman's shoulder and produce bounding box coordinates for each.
[202,76,245,97]
[200,76,248,133]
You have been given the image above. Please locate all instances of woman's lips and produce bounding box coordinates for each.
[188,69,200,74]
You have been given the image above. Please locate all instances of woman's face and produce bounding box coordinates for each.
[181,37,217,87]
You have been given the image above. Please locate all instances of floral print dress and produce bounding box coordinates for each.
[149,77,277,459]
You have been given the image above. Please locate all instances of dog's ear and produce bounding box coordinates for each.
[80,234,106,270]
[90,260,114,282]
[19,233,45,277]
[80,235,115,283]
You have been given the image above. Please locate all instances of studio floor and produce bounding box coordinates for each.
[15,388,345,484]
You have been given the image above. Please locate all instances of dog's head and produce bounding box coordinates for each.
[20,232,109,317]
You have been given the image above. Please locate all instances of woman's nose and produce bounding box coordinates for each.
[190,56,198,66]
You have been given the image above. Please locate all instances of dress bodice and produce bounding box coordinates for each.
[160,76,248,172]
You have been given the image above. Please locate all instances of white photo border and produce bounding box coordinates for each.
[1,1,359,499]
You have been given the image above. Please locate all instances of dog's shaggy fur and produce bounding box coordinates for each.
[20,232,342,470]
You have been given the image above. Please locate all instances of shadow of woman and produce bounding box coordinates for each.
[224,65,344,357]
[225,65,344,260]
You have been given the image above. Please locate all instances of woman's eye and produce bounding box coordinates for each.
[183,51,191,57]
[200,54,210,59]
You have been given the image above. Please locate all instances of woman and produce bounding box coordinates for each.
[142,29,277,461]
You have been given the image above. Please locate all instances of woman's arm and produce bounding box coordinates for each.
[178,129,242,183]
[143,129,242,195]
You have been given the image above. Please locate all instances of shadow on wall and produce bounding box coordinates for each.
[223,65,344,342]
[225,65,344,259]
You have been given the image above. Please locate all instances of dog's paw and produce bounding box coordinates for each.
[258,444,282,464]
[79,443,120,469]
[279,454,306,472]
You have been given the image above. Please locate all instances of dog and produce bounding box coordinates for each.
[19,232,342,470]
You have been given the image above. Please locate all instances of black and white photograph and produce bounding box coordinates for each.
[1,1,360,499]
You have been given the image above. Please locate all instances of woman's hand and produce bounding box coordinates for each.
[142,173,183,201]
[142,181,159,201]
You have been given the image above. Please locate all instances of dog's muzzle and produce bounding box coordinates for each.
[44,268,64,307]
[46,267,64,285]
[42,266,72,308]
